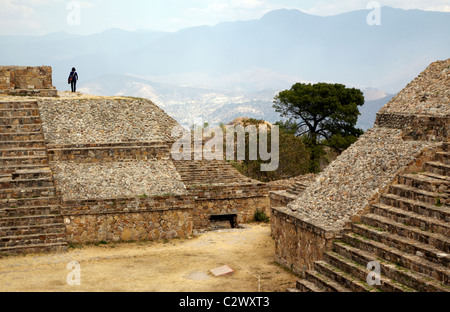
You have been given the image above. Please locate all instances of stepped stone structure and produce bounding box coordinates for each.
[272,59,450,292]
[0,67,270,256]
[0,66,57,97]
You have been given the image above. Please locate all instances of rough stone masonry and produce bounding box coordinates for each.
[271,58,450,276]
[0,66,57,97]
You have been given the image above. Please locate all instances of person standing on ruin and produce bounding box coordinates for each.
[68,67,78,92]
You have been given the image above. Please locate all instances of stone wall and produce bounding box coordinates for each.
[47,142,171,163]
[61,195,193,244]
[189,183,270,229]
[375,114,449,142]
[0,66,56,97]
[271,207,339,276]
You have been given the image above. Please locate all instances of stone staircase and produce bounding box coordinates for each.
[293,143,450,292]
[287,180,311,196]
[172,153,254,186]
[0,100,67,256]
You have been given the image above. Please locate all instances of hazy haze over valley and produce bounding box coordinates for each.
[1,6,448,129]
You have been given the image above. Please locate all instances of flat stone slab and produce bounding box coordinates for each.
[209,265,234,277]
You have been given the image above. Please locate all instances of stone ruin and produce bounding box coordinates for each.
[0,66,57,97]
[0,67,269,255]
[1,60,448,292]
[271,58,449,292]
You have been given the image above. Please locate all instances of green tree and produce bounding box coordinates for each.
[229,119,310,182]
[273,82,364,172]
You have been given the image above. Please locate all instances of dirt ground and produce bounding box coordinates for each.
[0,224,298,292]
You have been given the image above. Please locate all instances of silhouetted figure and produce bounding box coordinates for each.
[68,67,78,92]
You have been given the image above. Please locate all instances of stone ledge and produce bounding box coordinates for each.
[61,195,193,216]
[272,206,341,238]
[188,183,269,200]
[269,190,297,207]
[375,113,450,141]
[47,142,171,162]
[3,89,58,98]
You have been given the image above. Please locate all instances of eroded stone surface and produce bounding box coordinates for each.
[52,160,186,200]
[38,94,179,145]
[378,59,450,117]
[287,127,436,230]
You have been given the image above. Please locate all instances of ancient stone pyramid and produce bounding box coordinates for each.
[277,59,449,292]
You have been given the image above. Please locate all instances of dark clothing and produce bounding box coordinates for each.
[71,80,77,92]
[69,71,78,92]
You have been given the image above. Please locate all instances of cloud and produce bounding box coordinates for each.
[0,0,35,18]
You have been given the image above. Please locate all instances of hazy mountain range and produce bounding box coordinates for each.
[0,7,448,129]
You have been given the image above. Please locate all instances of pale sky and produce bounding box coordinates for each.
[1,0,449,35]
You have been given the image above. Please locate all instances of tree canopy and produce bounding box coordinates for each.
[273,82,365,172]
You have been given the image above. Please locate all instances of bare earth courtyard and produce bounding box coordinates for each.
[0,224,297,292]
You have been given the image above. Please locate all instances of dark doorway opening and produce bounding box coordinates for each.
[209,214,238,230]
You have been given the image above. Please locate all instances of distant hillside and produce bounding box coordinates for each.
[75,74,281,126]
[5,7,446,130]
[358,94,396,130]
[75,73,394,131]
[2,7,449,94]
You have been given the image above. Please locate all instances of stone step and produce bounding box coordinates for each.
[314,260,377,292]
[0,197,60,208]
[0,223,66,237]
[351,222,449,267]
[0,186,56,199]
[0,164,50,175]
[304,270,351,292]
[0,132,45,142]
[436,152,450,165]
[398,174,448,194]
[380,193,450,222]
[0,147,47,157]
[422,172,450,183]
[323,251,415,292]
[0,205,61,218]
[0,108,40,117]
[0,155,48,166]
[0,177,54,189]
[295,279,325,292]
[0,214,63,228]
[333,241,450,292]
[0,101,38,110]
[10,168,53,180]
[360,213,449,253]
[176,167,239,173]
[425,161,450,177]
[0,233,66,249]
[0,124,42,134]
[184,179,250,186]
[0,140,46,148]
[389,184,447,206]
[343,233,449,285]
[0,242,67,256]
[0,116,42,126]
[370,203,450,236]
